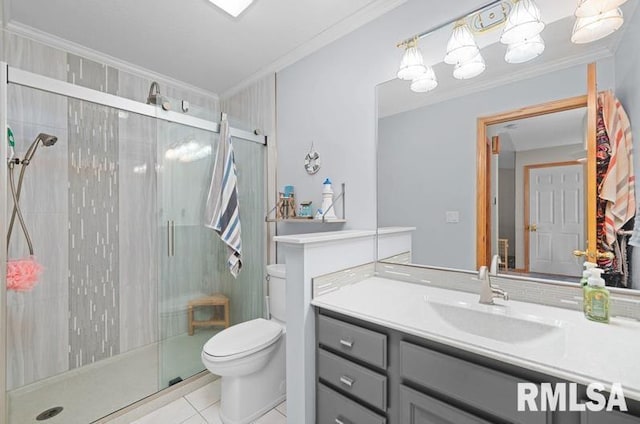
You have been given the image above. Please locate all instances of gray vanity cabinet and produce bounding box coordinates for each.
[315,308,640,424]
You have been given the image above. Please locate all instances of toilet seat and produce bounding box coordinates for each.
[203,318,282,361]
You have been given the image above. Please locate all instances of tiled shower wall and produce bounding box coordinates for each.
[67,57,121,367]
[3,31,221,389]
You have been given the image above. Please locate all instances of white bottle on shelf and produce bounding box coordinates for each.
[320,178,337,220]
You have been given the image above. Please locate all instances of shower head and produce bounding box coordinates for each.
[22,133,58,164]
[38,133,58,146]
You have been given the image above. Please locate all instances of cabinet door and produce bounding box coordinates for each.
[582,410,640,424]
[400,385,492,424]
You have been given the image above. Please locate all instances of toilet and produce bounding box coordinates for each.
[201,264,286,424]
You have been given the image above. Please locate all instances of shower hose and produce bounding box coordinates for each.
[6,158,35,256]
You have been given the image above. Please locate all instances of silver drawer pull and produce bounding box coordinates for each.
[339,338,353,348]
[335,417,350,424]
[339,376,355,387]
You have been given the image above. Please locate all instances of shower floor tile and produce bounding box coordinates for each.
[8,343,158,424]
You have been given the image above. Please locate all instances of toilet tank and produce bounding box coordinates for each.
[266,264,286,322]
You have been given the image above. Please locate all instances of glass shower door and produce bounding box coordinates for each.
[156,119,267,388]
[157,121,219,387]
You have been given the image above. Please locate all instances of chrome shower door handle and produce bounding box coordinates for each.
[167,220,175,257]
[170,220,175,257]
[167,221,171,257]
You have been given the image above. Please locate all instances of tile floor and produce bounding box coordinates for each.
[131,380,287,424]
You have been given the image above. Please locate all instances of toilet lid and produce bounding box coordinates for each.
[203,318,282,358]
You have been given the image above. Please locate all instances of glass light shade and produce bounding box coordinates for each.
[397,45,427,81]
[453,53,486,80]
[575,0,628,18]
[571,8,624,44]
[444,23,480,65]
[410,66,438,93]
[505,34,545,63]
[500,0,545,45]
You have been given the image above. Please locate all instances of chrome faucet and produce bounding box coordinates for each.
[478,266,509,305]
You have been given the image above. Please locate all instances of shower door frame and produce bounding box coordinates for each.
[0,61,269,423]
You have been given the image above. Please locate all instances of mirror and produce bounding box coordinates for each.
[486,103,589,282]
[377,0,640,290]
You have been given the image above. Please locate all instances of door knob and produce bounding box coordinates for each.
[573,249,587,258]
[573,249,615,260]
[527,224,537,232]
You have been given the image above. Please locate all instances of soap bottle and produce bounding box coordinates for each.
[581,261,597,315]
[320,178,337,220]
[585,268,610,323]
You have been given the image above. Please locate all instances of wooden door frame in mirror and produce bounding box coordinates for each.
[476,63,597,268]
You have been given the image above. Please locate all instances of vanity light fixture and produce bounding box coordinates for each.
[571,7,624,44]
[575,0,628,17]
[397,38,428,81]
[444,22,480,65]
[504,34,545,63]
[410,66,438,93]
[208,0,255,17]
[500,0,545,45]
[453,53,486,79]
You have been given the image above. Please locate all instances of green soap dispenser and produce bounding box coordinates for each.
[585,268,610,323]
[581,262,597,315]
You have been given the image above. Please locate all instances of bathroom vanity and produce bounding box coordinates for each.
[312,277,640,424]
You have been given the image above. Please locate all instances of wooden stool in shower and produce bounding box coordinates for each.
[188,294,230,336]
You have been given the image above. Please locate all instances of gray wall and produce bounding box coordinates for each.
[377,61,615,269]
[276,0,486,236]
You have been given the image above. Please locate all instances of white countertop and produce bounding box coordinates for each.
[311,277,640,401]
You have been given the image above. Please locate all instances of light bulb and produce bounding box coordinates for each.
[571,7,624,44]
[444,22,480,65]
[453,53,486,80]
[397,43,427,81]
[501,0,545,45]
[410,66,438,93]
[505,34,545,63]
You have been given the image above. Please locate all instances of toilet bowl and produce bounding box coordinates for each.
[201,264,286,424]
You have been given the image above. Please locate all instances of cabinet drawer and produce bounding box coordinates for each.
[400,341,549,424]
[318,348,387,411]
[317,383,386,424]
[318,315,387,369]
[400,384,493,424]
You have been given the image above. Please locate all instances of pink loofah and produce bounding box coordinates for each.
[6,257,43,291]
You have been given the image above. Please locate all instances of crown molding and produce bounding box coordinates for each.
[221,0,408,99]
[4,21,220,101]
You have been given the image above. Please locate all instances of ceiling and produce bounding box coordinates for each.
[5,0,405,95]
[488,107,587,152]
[378,0,639,118]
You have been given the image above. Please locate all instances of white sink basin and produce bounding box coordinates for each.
[427,299,563,344]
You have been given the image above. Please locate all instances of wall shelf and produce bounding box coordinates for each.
[266,218,347,224]
[265,183,346,223]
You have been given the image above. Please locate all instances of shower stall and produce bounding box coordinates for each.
[0,63,267,423]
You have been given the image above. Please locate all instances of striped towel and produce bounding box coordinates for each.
[599,91,635,245]
[205,115,242,277]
